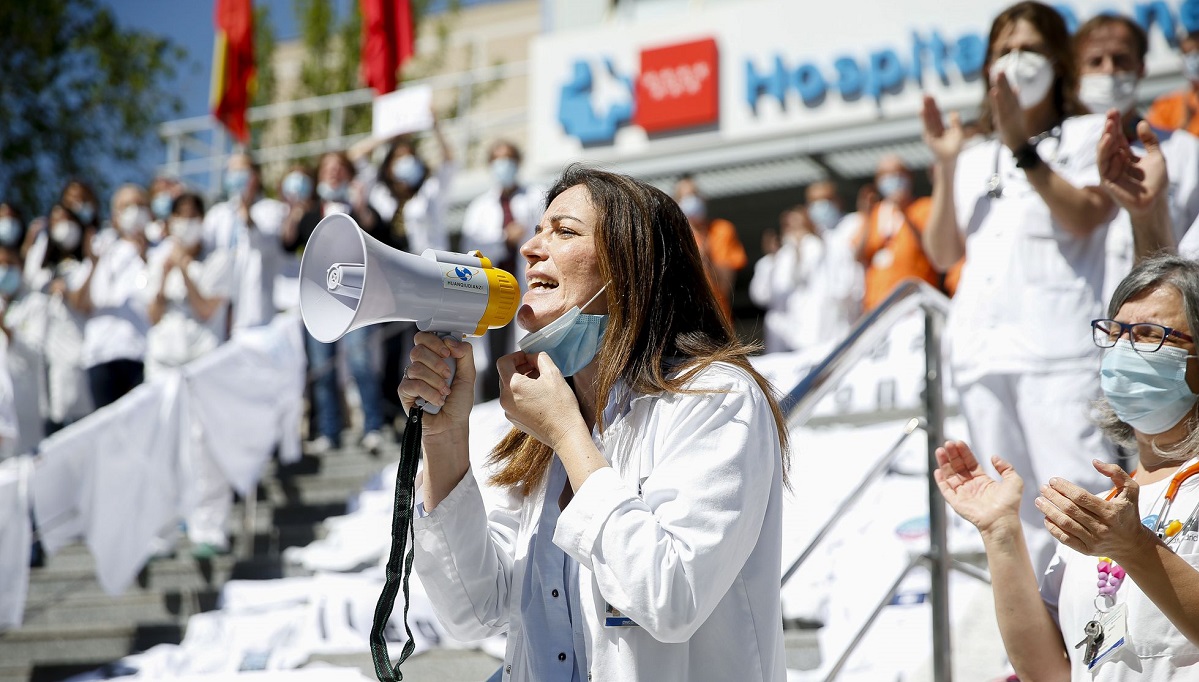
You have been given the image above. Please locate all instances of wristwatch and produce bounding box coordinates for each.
[1014,142,1043,170]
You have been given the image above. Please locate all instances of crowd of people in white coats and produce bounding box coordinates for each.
[3,1,1199,678]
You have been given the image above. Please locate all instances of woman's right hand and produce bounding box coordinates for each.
[921,95,966,164]
[933,440,1023,534]
[398,332,476,437]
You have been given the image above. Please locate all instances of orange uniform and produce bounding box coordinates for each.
[858,197,960,310]
[1146,88,1199,137]
[695,218,747,319]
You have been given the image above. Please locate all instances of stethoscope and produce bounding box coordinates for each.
[1106,459,1199,546]
[985,124,1064,199]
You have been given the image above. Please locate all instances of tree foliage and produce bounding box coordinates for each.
[0,0,185,216]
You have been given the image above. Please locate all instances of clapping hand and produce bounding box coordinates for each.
[991,72,1029,153]
[933,440,1023,533]
[1098,109,1168,217]
[921,95,967,163]
[1035,460,1147,560]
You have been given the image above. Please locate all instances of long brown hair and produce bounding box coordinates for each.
[977,1,1087,135]
[487,165,790,494]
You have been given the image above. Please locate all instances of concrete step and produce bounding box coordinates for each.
[22,588,218,627]
[0,620,183,667]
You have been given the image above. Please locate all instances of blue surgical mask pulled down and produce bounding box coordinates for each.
[519,286,608,377]
[1100,339,1199,434]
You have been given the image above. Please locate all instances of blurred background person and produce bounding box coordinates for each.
[68,183,152,409]
[203,152,287,334]
[1074,14,1199,302]
[21,203,92,434]
[350,121,456,428]
[921,0,1118,574]
[674,174,747,321]
[0,204,26,255]
[283,151,387,455]
[144,193,234,377]
[349,116,456,256]
[146,192,236,557]
[750,206,857,353]
[460,139,541,400]
[854,155,943,311]
[146,175,185,248]
[0,240,45,455]
[1146,28,1199,137]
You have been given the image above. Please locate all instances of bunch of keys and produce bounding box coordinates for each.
[1075,620,1104,665]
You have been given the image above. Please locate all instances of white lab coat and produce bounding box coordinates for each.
[414,362,786,682]
[0,456,32,631]
[749,233,859,353]
[460,184,546,285]
[1040,456,1199,681]
[203,198,288,332]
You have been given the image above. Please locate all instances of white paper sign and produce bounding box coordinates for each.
[371,84,433,140]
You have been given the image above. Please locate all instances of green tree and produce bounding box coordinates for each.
[0,0,185,215]
[291,0,369,145]
[249,2,278,148]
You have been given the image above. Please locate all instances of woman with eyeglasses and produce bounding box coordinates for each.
[920,1,1126,575]
[935,254,1199,680]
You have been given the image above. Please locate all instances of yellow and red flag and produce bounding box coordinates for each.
[210,0,256,143]
[361,0,415,95]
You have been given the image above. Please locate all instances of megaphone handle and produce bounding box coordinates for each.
[417,332,461,415]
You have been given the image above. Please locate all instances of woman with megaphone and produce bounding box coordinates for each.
[399,165,790,682]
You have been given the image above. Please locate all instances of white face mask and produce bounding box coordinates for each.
[51,220,82,251]
[990,50,1055,110]
[1079,72,1140,115]
[118,205,151,236]
[169,217,204,248]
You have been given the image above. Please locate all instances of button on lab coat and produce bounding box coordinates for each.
[414,363,787,681]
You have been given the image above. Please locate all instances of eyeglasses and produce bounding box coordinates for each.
[1091,319,1195,352]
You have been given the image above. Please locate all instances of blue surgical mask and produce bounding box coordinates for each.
[1100,339,1199,434]
[72,202,95,225]
[282,172,313,202]
[317,181,349,203]
[491,157,518,189]
[151,192,173,220]
[391,155,425,187]
[518,286,608,377]
[224,169,251,198]
[677,194,706,220]
[0,266,20,297]
[807,199,842,233]
[877,173,910,200]
[0,217,20,246]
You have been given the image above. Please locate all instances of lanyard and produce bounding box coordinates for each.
[1106,459,1199,541]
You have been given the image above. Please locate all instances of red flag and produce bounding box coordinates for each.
[210,0,256,143]
[361,0,416,95]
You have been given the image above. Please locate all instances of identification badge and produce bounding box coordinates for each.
[604,602,638,627]
[1089,603,1129,670]
[871,248,894,270]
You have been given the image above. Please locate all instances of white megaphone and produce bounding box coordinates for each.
[298,213,520,414]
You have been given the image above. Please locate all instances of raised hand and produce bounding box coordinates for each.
[497,351,583,451]
[921,95,966,163]
[1098,110,1168,217]
[933,440,1023,533]
[1036,459,1148,560]
[991,72,1029,153]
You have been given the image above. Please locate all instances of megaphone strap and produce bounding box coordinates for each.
[369,407,424,681]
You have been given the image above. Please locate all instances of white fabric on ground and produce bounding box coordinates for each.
[30,374,184,594]
[184,313,305,496]
[0,456,32,630]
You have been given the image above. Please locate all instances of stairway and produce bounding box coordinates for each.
[0,436,405,682]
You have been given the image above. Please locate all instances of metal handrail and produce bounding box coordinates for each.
[781,279,951,427]
[781,278,955,682]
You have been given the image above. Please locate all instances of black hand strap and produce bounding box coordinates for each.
[369,406,424,681]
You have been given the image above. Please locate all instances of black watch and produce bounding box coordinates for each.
[1014,142,1043,170]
